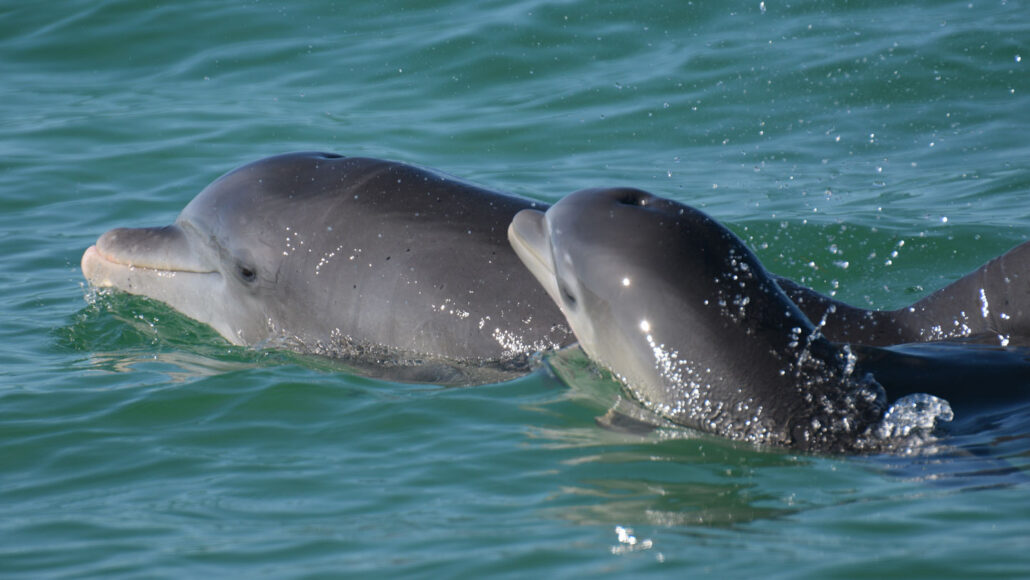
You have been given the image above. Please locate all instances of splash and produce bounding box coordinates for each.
[491,328,563,358]
[875,393,954,441]
[610,525,658,558]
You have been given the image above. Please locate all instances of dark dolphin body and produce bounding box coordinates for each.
[81,152,1029,442]
[82,152,574,383]
[776,244,1030,347]
[509,187,1030,452]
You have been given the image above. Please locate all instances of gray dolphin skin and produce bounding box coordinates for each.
[509,187,1030,452]
[510,187,889,452]
[775,249,1030,346]
[82,152,573,380]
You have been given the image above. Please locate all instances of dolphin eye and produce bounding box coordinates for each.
[558,280,577,308]
[238,265,257,282]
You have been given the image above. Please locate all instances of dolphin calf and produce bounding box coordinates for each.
[82,152,574,381]
[509,187,1030,452]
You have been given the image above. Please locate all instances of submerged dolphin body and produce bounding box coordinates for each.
[82,152,574,381]
[509,187,1030,452]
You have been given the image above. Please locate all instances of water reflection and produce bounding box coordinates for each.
[549,474,796,528]
[540,345,1030,529]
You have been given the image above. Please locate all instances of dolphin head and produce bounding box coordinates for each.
[509,187,770,395]
[82,152,348,345]
[509,188,673,383]
[510,187,886,450]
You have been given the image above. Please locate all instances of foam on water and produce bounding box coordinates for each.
[875,393,955,445]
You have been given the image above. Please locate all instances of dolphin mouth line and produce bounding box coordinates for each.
[83,245,217,276]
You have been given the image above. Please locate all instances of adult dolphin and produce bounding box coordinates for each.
[509,187,1030,452]
[82,152,574,382]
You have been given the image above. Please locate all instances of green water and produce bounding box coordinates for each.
[3,0,1030,577]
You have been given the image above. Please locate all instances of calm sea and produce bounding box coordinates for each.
[3,0,1029,577]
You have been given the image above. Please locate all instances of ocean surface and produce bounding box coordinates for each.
[3,0,1030,577]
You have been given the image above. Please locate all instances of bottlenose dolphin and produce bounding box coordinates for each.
[509,187,1030,452]
[82,152,573,381]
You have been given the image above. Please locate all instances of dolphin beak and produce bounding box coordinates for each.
[82,225,216,287]
[81,223,243,343]
[508,209,563,308]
